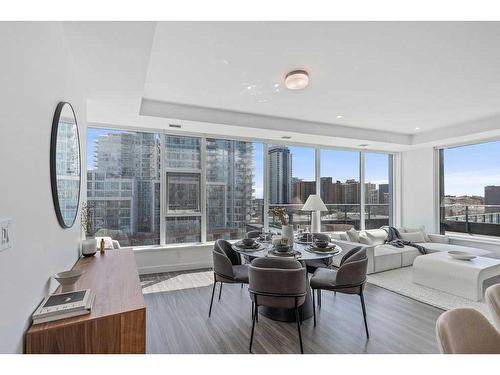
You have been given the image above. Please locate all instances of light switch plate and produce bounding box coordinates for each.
[0,218,12,252]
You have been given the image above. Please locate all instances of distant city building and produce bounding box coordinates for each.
[205,139,254,240]
[344,179,360,204]
[485,185,500,213]
[88,132,160,245]
[293,180,316,204]
[268,146,292,204]
[379,183,389,204]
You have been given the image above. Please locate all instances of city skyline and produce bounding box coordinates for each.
[89,129,391,200]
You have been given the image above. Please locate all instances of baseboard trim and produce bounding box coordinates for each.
[138,261,212,275]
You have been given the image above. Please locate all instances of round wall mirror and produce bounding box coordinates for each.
[50,102,81,228]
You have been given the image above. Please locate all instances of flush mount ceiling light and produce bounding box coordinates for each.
[285,70,309,90]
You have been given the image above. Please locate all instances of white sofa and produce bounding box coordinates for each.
[326,227,493,274]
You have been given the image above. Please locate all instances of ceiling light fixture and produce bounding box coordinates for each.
[358,144,369,148]
[169,124,182,128]
[285,70,309,90]
[336,115,344,119]
[281,136,292,139]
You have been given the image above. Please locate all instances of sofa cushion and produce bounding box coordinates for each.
[416,242,492,256]
[373,245,402,272]
[399,246,421,267]
[339,232,349,241]
[330,232,349,241]
[346,228,360,243]
[400,231,427,243]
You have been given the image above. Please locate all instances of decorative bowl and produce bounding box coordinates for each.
[275,243,291,253]
[314,240,329,248]
[54,269,84,292]
[448,251,476,261]
[242,238,256,246]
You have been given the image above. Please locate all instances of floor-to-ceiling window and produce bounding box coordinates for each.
[268,145,316,231]
[439,140,500,237]
[87,126,396,246]
[164,135,202,244]
[205,139,264,241]
[364,153,393,229]
[320,149,361,231]
[87,128,160,246]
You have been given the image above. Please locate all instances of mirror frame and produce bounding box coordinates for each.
[50,102,81,229]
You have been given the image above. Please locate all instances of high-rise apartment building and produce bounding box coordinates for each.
[205,139,255,240]
[268,146,292,204]
[88,131,160,245]
[293,180,316,204]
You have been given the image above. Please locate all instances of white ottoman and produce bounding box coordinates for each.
[412,252,500,301]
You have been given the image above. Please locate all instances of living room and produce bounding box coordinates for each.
[1,1,500,373]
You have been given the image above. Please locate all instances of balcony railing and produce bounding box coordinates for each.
[267,203,390,232]
[441,204,500,237]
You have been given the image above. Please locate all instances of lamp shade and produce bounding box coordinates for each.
[302,194,327,211]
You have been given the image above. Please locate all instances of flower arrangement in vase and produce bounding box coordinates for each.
[80,202,97,257]
[270,207,293,246]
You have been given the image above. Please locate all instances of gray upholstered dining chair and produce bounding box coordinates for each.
[304,233,334,307]
[309,246,369,338]
[208,239,249,318]
[248,257,307,354]
[485,283,500,331]
[435,308,500,353]
[242,231,262,264]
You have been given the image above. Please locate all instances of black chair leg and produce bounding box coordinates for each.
[294,301,304,354]
[218,282,223,301]
[317,289,322,308]
[241,283,243,289]
[208,281,217,318]
[360,290,369,339]
[249,303,258,353]
[312,288,316,327]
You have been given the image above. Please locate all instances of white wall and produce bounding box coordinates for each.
[401,147,439,233]
[0,23,86,353]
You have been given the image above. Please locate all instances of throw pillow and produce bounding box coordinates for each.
[346,228,360,243]
[404,226,431,242]
[366,230,387,245]
[358,232,373,245]
[339,232,349,241]
[399,231,426,243]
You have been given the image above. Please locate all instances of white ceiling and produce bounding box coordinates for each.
[62,21,500,151]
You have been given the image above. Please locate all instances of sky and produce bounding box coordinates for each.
[444,140,500,197]
[87,128,390,199]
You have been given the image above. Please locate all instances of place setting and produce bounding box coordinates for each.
[305,238,341,255]
[232,237,266,252]
[267,241,302,258]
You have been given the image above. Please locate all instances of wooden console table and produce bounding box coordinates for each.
[25,250,146,354]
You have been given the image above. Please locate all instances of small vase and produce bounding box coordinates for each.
[81,238,97,257]
[281,225,294,246]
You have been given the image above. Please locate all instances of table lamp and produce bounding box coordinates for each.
[301,194,327,233]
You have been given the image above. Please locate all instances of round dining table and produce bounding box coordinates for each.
[231,240,342,322]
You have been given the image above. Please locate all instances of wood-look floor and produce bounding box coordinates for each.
[141,270,442,354]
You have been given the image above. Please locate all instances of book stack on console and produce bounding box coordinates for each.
[32,289,95,325]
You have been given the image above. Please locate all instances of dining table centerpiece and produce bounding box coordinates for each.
[270,206,294,246]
